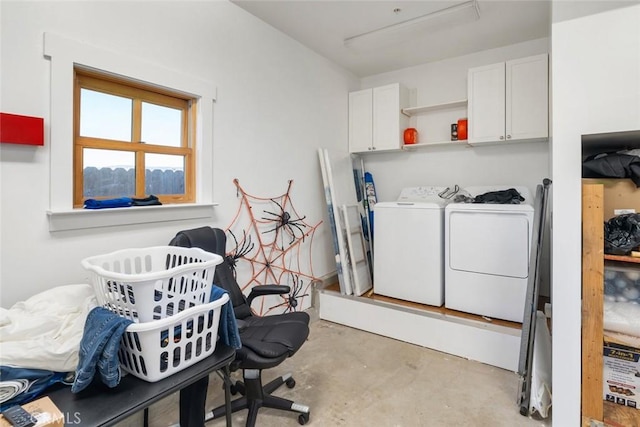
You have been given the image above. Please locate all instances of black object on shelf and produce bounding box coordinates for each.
[604,213,640,255]
[582,152,640,187]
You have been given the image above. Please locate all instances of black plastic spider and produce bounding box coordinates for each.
[225,229,254,279]
[269,273,310,313]
[262,199,308,245]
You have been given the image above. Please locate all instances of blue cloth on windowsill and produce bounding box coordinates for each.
[210,285,242,350]
[84,197,133,209]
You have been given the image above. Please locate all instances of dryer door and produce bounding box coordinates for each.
[448,210,531,278]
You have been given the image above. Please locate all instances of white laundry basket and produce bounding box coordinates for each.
[81,246,223,322]
[119,293,229,382]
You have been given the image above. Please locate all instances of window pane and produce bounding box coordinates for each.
[83,149,135,198]
[141,102,182,147]
[145,153,185,195]
[80,89,132,141]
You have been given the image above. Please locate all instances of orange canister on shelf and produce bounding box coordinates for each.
[404,128,418,144]
[457,119,468,141]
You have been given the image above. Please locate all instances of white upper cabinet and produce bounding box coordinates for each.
[507,55,549,141]
[348,89,373,153]
[468,54,548,145]
[348,83,409,153]
[468,62,506,144]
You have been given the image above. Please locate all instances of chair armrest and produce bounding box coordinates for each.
[247,285,291,306]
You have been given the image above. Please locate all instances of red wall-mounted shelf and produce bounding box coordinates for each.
[0,112,44,146]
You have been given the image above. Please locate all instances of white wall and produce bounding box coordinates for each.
[552,0,639,23]
[552,4,640,426]
[0,1,358,307]
[358,37,550,202]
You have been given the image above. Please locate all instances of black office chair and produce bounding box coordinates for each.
[170,226,311,426]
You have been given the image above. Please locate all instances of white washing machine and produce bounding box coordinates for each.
[444,185,534,322]
[374,186,449,306]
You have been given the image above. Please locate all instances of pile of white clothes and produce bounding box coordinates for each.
[0,284,97,406]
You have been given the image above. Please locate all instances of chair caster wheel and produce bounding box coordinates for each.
[286,378,296,389]
[229,384,239,395]
[298,412,310,425]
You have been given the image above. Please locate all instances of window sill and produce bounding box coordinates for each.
[47,203,218,232]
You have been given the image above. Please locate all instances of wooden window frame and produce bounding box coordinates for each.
[73,68,197,208]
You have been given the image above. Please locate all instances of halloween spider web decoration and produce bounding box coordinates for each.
[224,179,322,316]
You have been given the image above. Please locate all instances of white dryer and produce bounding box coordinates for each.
[374,187,449,306]
[444,185,534,322]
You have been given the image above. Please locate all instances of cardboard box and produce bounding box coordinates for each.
[0,396,64,427]
[583,178,640,220]
[604,341,640,410]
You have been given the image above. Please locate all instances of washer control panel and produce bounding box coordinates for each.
[397,186,453,202]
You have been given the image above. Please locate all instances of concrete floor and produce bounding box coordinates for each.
[117,311,551,427]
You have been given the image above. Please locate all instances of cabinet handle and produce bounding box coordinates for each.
[507,135,512,139]
[500,136,504,140]
[372,147,376,150]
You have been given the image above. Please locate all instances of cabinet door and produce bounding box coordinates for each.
[372,83,407,151]
[506,54,549,142]
[348,89,373,153]
[468,63,506,144]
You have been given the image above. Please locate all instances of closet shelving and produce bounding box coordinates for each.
[604,254,640,264]
[581,130,640,425]
[582,181,640,427]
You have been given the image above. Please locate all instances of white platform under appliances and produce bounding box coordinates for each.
[374,187,448,306]
[445,185,534,322]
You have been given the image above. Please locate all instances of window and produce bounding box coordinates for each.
[45,33,216,231]
[73,68,196,207]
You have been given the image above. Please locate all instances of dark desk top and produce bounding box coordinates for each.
[46,344,235,426]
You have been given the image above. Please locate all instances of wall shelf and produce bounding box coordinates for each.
[402,140,468,150]
[402,99,468,116]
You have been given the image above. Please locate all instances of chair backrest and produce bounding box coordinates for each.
[169,226,253,319]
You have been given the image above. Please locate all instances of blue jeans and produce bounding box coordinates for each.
[211,285,242,350]
[72,307,132,393]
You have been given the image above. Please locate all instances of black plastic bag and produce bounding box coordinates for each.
[604,213,640,255]
[583,153,640,187]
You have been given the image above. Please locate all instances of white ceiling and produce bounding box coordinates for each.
[231,0,552,77]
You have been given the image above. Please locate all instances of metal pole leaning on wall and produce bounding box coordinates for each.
[517,178,552,416]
